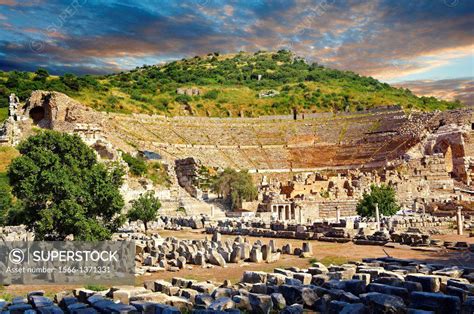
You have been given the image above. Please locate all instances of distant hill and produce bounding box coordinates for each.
[0,50,461,118]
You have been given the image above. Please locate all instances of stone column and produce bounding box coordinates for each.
[336,206,341,224]
[375,203,380,231]
[457,206,463,236]
[299,207,304,224]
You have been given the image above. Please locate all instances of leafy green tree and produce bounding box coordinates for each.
[7,130,125,240]
[212,168,257,210]
[34,68,49,83]
[127,191,161,232]
[356,184,400,217]
[61,73,80,91]
[122,152,147,176]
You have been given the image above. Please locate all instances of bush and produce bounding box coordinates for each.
[122,152,147,176]
[356,184,400,217]
[203,89,219,100]
[175,94,192,104]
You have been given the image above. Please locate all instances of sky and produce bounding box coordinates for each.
[0,0,473,103]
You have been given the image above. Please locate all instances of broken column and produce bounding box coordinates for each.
[375,203,380,231]
[456,206,463,236]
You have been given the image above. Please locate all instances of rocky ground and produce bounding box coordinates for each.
[2,251,474,313]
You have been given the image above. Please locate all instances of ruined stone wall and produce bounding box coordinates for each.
[317,200,359,219]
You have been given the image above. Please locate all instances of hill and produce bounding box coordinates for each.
[0,50,461,118]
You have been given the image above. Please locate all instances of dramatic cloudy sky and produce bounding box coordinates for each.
[0,0,472,103]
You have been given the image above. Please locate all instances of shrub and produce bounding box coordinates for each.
[203,89,219,100]
[356,184,400,217]
[122,152,147,176]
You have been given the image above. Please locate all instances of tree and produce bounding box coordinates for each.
[61,73,80,91]
[127,191,161,232]
[34,68,49,83]
[356,184,400,217]
[7,130,125,240]
[212,168,257,210]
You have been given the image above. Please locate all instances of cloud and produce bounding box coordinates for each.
[393,77,474,105]
[0,0,472,82]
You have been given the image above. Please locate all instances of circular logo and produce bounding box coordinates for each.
[9,248,25,265]
[444,0,459,7]
[29,40,45,53]
[194,0,210,7]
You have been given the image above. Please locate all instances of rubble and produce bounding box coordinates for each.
[4,255,474,313]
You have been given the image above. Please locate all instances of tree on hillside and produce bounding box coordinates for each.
[7,130,125,240]
[356,184,400,217]
[34,68,49,83]
[212,168,257,210]
[127,191,161,232]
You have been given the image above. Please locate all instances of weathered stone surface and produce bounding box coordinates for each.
[242,271,267,284]
[249,293,273,314]
[360,292,406,313]
[410,291,461,314]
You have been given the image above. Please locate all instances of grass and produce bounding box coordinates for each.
[146,162,172,187]
[0,107,7,123]
[84,284,108,292]
[319,255,351,266]
[0,146,19,172]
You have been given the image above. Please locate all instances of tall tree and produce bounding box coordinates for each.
[356,184,400,217]
[7,130,125,240]
[212,168,257,210]
[127,191,161,232]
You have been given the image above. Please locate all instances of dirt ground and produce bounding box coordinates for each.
[2,230,473,298]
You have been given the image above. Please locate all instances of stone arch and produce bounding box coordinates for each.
[29,106,45,124]
[24,93,55,129]
[433,140,453,173]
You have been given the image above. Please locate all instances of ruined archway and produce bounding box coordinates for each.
[444,145,453,173]
[29,106,45,124]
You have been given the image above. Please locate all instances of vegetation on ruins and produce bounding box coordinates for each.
[212,168,258,210]
[0,174,11,226]
[356,184,400,217]
[127,191,161,232]
[0,50,461,120]
[7,130,125,240]
[122,152,148,176]
[147,162,172,187]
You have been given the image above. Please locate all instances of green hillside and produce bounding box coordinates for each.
[0,50,461,117]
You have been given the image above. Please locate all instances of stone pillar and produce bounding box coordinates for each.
[279,206,283,221]
[375,203,380,231]
[285,205,290,220]
[336,206,341,224]
[457,207,463,235]
[299,207,304,224]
